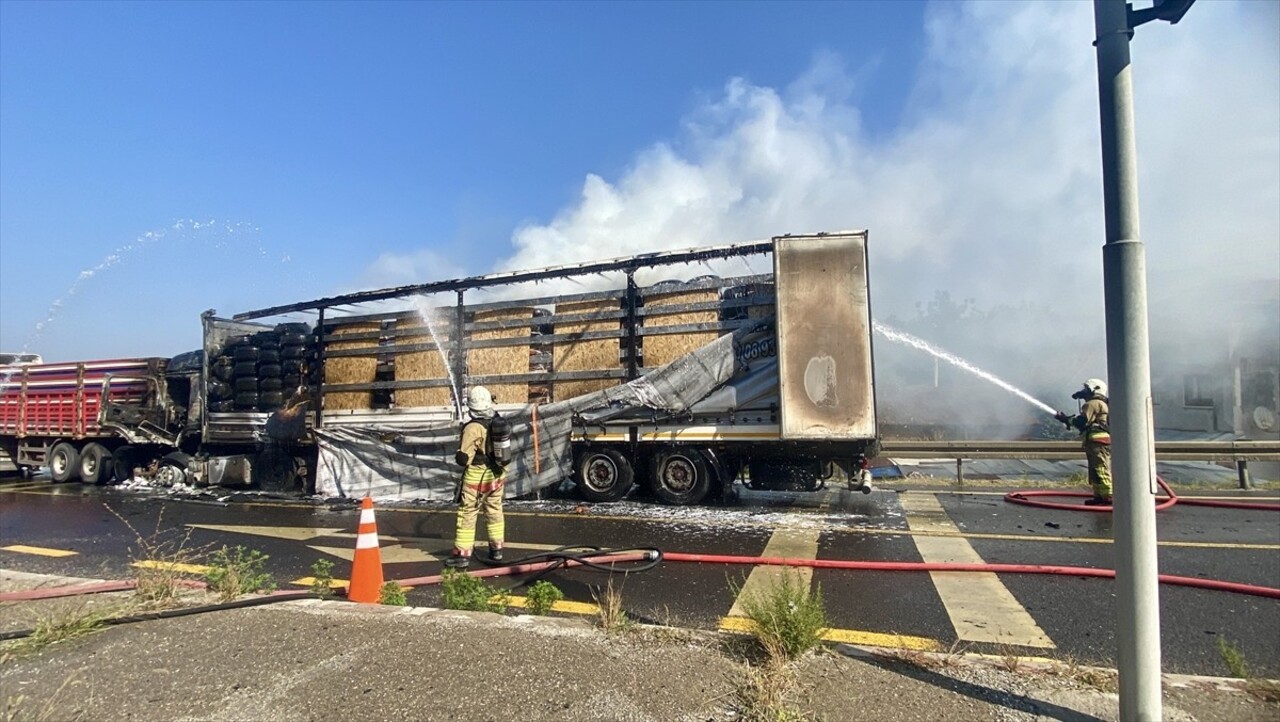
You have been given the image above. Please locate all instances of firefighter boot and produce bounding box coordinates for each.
[488,545,504,563]
[445,549,471,569]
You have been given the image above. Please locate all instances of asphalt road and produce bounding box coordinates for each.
[1,478,1277,678]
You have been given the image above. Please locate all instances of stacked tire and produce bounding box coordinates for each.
[209,324,313,414]
[276,322,313,409]
[251,330,286,412]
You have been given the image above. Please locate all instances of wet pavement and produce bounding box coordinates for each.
[1,477,1278,677]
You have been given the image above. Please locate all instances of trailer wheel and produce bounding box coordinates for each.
[232,346,260,362]
[574,448,634,503]
[48,442,81,483]
[154,452,190,488]
[649,449,711,505]
[113,446,137,482]
[79,443,114,485]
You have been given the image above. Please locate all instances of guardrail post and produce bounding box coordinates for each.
[956,458,963,485]
[1237,460,1252,490]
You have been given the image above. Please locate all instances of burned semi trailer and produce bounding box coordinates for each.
[219,230,879,505]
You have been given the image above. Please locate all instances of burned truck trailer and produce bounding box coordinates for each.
[1,231,879,505]
[225,230,880,505]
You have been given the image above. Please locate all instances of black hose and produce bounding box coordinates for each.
[476,545,663,585]
[0,590,320,642]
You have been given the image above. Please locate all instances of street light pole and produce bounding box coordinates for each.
[1092,1,1164,720]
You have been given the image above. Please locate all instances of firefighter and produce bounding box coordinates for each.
[446,386,506,569]
[1055,378,1112,505]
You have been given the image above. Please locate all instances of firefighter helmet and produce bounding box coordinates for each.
[466,386,494,414]
[1083,378,1108,399]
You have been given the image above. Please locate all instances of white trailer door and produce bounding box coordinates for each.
[773,231,876,440]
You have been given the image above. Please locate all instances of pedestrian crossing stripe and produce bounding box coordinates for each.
[1,544,78,558]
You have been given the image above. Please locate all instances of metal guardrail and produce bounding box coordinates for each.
[879,440,1280,462]
[878,439,1279,490]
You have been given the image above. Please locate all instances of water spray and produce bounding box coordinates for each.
[411,295,462,420]
[872,321,1057,416]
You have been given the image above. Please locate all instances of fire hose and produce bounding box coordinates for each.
[1004,476,1280,513]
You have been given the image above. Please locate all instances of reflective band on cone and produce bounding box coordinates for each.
[347,496,385,603]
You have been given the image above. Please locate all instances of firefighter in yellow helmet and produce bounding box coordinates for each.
[446,386,508,569]
[1055,378,1112,506]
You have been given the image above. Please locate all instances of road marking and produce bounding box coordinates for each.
[505,595,600,615]
[132,560,211,574]
[900,492,1055,649]
[718,616,941,651]
[306,540,569,563]
[817,488,838,513]
[291,576,349,588]
[1,544,78,558]
[727,526,820,618]
[187,524,345,541]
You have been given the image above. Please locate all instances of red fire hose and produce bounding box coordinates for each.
[660,552,1280,600]
[1004,476,1280,513]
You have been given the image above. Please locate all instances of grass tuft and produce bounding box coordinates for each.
[591,578,632,634]
[733,571,827,663]
[204,545,275,602]
[440,570,508,614]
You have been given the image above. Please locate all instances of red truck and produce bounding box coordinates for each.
[0,358,181,483]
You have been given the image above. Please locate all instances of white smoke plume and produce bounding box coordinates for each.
[467,0,1277,422]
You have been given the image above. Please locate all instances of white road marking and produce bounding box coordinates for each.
[900,492,1055,648]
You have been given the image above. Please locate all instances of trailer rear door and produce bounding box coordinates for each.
[773,231,876,440]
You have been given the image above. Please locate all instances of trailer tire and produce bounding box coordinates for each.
[258,391,285,411]
[574,448,634,503]
[234,392,259,409]
[233,361,258,377]
[259,378,284,392]
[79,443,114,485]
[280,346,307,360]
[113,446,137,482]
[234,377,259,393]
[48,442,81,483]
[257,349,281,365]
[154,452,190,488]
[649,449,712,505]
[258,364,282,378]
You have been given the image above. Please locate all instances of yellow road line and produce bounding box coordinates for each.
[1,544,78,558]
[132,560,210,574]
[901,493,1055,649]
[718,616,941,651]
[291,576,349,588]
[503,595,600,615]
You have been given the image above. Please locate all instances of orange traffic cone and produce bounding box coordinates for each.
[346,496,384,603]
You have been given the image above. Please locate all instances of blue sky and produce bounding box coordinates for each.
[2,0,1277,381]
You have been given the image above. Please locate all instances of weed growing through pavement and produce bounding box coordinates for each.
[204,545,275,602]
[1047,657,1118,693]
[524,580,563,615]
[379,581,408,606]
[732,571,827,663]
[730,635,815,722]
[440,570,509,614]
[1216,636,1280,703]
[2,605,108,658]
[1217,635,1249,678]
[104,503,207,607]
[309,559,335,599]
[997,644,1025,674]
[592,577,632,634]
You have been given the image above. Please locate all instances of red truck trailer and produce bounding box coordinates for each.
[0,358,171,482]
